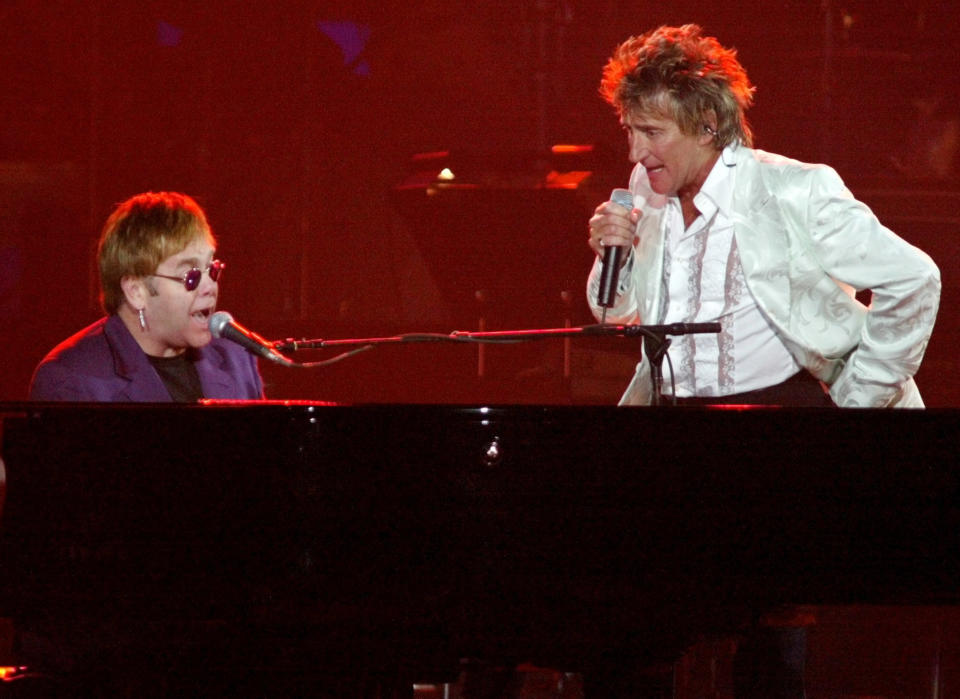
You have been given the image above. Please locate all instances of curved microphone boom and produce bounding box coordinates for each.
[597,188,634,309]
[209,311,294,366]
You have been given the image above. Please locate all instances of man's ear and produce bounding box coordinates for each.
[120,276,149,310]
[700,110,719,145]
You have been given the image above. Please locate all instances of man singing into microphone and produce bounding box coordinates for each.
[585,23,941,698]
[588,24,940,409]
[30,191,263,401]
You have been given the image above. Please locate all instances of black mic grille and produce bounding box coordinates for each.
[209,311,233,338]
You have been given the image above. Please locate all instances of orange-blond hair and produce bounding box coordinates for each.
[98,192,215,314]
[601,24,755,148]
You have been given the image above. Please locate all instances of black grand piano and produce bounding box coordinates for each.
[1,402,958,695]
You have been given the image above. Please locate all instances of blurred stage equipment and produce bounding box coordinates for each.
[387,144,623,401]
[391,145,601,331]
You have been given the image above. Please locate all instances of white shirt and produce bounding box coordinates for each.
[659,150,799,397]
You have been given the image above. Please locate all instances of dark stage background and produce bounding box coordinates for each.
[2,1,958,405]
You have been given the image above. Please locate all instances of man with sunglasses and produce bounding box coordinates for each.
[29,191,263,402]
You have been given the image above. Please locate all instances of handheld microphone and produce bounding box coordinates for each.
[209,311,294,366]
[597,188,634,308]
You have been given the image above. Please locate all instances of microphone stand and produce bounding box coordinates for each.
[640,332,670,407]
[273,323,720,405]
[275,322,720,349]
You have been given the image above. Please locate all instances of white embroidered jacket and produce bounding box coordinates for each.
[587,146,941,408]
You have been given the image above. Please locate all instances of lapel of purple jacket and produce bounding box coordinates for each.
[103,315,246,401]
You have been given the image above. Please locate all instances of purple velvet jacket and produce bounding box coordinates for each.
[29,314,264,402]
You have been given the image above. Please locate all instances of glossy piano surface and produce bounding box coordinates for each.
[1,402,959,677]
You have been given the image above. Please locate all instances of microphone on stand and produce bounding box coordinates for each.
[597,188,635,314]
[209,311,295,366]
